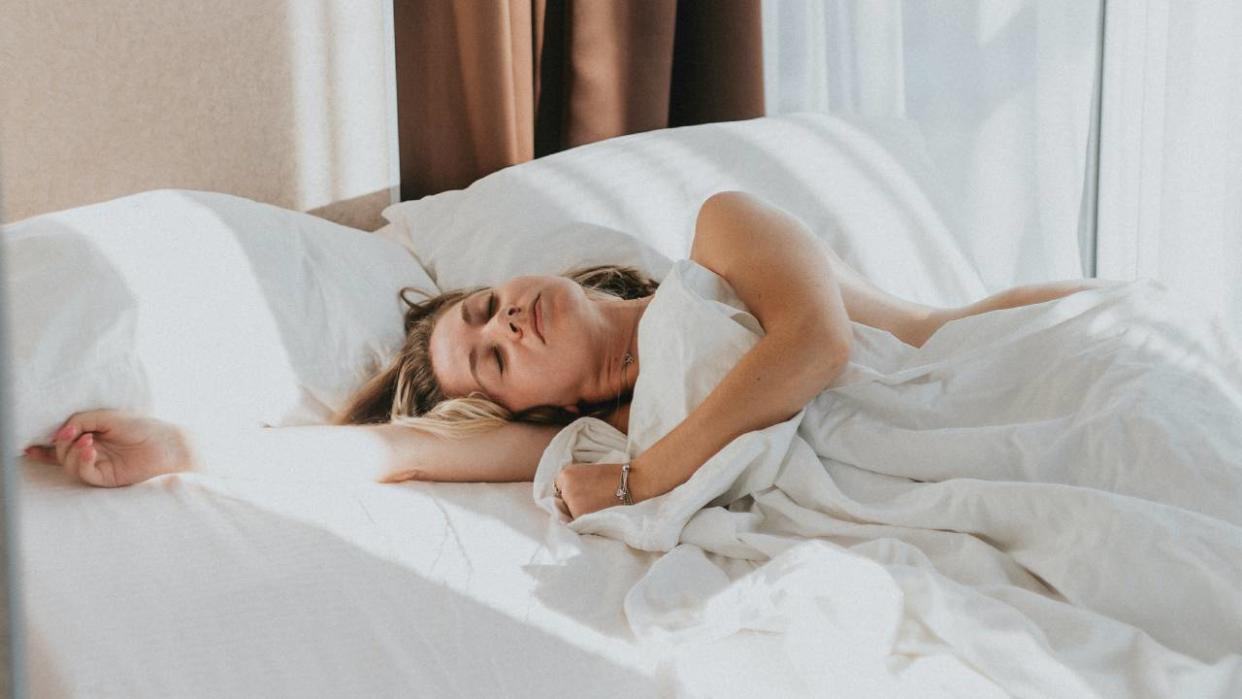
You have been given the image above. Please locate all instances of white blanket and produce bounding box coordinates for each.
[534,259,1242,697]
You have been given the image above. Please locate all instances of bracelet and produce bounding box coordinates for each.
[615,462,634,505]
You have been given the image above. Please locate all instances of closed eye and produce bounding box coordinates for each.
[487,293,504,374]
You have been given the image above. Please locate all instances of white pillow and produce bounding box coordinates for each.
[378,220,673,292]
[376,112,987,306]
[5,190,437,449]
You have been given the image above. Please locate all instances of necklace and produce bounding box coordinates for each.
[614,309,638,415]
[615,351,633,416]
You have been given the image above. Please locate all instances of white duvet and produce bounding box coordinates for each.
[534,259,1242,697]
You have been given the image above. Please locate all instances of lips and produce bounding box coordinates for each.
[532,293,546,343]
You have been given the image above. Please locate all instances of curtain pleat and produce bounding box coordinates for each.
[395,0,764,200]
[562,0,678,147]
[395,1,525,198]
[668,0,765,127]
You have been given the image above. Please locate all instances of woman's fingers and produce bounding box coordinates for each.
[54,411,113,439]
[62,433,87,477]
[28,412,124,486]
[53,425,77,464]
[22,445,57,464]
[553,475,571,518]
[76,442,107,487]
[50,410,118,463]
[22,439,88,470]
[56,433,99,483]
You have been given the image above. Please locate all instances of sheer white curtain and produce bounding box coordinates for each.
[1097,0,1242,332]
[762,0,1103,292]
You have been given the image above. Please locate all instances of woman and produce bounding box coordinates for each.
[24,192,1107,519]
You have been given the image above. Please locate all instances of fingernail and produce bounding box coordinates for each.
[80,434,94,448]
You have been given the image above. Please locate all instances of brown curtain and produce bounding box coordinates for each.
[394,0,764,200]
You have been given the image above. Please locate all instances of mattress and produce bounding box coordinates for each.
[19,459,801,697]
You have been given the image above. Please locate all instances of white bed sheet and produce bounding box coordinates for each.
[19,456,812,697]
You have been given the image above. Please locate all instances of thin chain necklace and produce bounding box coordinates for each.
[614,309,637,415]
[615,351,633,416]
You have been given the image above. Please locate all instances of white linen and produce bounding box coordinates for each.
[4,190,437,448]
[18,461,677,698]
[24,449,865,698]
[535,259,1242,696]
[376,113,986,309]
[377,219,674,295]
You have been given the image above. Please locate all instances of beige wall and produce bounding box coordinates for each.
[0,0,398,230]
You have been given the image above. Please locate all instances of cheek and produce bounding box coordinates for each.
[524,334,593,396]
[532,340,591,380]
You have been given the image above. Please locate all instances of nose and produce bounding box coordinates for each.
[490,304,526,340]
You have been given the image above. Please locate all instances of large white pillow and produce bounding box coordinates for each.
[376,113,987,305]
[5,190,437,449]
[383,220,674,292]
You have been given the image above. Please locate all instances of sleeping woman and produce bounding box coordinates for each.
[24,191,1108,519]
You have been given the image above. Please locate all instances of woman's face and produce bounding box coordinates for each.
[428,275,616,413]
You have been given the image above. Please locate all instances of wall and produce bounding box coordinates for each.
[0,0,398,230]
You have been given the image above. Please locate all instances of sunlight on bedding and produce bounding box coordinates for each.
[92,201,303,428]
[780,119,952,223]
[172,472,659,674]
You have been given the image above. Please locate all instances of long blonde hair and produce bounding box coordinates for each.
[335,265,659,439]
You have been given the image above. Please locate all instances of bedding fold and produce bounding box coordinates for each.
[534,259,1242,697]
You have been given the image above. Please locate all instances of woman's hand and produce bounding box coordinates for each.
[553,462,626,520]
[23,410,194,487]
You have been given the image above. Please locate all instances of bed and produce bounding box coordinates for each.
[9,113,1242,697]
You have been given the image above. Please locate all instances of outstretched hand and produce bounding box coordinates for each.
[23,410,194,488]
[553,462,626,520]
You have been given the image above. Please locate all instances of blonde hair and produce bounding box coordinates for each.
[335,265,659,440]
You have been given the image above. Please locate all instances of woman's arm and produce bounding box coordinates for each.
[29,410,559,487]
[190,420,560,485]
[628,191,852,502]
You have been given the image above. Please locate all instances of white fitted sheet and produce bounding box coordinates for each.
[19,464,677,697]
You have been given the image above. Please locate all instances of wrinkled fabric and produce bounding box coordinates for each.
[535,259,1242,697]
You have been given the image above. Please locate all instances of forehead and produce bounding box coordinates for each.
[428,294,482,399]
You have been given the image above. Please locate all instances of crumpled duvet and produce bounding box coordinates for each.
[534,259,1242,697]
